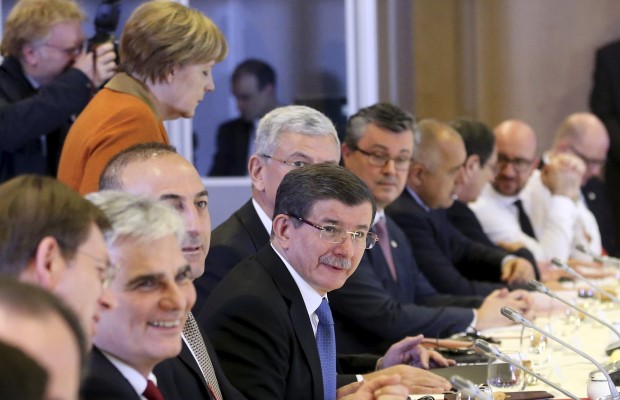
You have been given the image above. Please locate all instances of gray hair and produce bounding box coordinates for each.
[254,105,339,156]
[345,102,416,149]
[85,191,184,247]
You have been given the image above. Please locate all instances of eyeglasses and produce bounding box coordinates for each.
[568,144,606,168]
[351,146,412,171]
[43,42,83,57]
[496,153,535,173]
[288,214,378,249]
[261,154,312,169]
[77,251,119,288]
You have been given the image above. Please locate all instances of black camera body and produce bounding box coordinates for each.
[87,0,121,57]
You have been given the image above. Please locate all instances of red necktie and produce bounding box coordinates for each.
[143,380,164,400]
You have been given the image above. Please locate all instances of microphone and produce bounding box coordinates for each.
[449,375,492,400]
[474,339,579,400]
[576,244,620,268]
[527,279,620,340]
[501,307,620,400]
[551,258,620,304]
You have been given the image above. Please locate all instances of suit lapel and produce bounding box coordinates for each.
[257,246,324,398]
[178,340,210,390]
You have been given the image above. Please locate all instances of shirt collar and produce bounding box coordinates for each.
[406,187,431,212]
[104,72,160,118]
[271,243,325,321]
[484,183,520,206]
[101,350,157,396]
[252,198,272,234]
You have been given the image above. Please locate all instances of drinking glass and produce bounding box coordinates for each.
[487,351,525,392]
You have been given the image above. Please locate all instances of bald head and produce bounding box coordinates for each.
[408,119,466,209]
[492,119,538,196]
[553,112,608,182]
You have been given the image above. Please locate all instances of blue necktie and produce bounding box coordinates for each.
[315,298,336,400]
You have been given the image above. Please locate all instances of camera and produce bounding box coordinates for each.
[87,0,121,57]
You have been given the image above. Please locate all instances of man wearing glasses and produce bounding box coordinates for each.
[386,119,535,297]
[549,112,616,257]
[198,105,342,306]
[470,118,593,263]
[201,164,452,400]
[331,104,531,355]
[0,0,116,183]
[0,175,117,345]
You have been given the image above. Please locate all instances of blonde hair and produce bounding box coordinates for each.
[1,0,85,57]
[120,0,228,83]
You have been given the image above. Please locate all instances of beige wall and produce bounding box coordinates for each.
[411,0,620,153]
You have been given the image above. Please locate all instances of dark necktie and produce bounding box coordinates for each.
[183,312,223,400]
[143,380,164,400]
[315,298,336,400]
[373,217,398,281]
[514,199,537,239]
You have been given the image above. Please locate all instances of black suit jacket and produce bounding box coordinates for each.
[209,118,253,176]
[0,56,92,181]
[589,39,620,252]
[581,178,618,257]
[199,245,327,400]
[330,215,482,354]
[195,200,269,313]
[82,347,174,400]
[447,200,539,277]
[154,320,245,400]
[386,190,507,296]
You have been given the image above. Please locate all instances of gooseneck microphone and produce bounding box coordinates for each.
[501,307,620,400]
[474,339,579,400]
[527,279,620,340]
[576,244,620,268]
[551,258,620,304]
[449,375,492,400]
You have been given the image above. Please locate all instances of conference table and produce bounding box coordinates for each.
[412,275,620,400]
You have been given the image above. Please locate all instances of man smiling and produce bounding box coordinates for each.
[83,191,194,400]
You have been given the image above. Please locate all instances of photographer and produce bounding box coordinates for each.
[0,0,116,182]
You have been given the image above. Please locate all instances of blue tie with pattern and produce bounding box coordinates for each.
[315,298,336,400]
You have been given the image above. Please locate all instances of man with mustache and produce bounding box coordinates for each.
[99,143,244,399]
[470,119,589,262]
[386,119,536,296]
[201,164,451,400]
[332,104,531,355]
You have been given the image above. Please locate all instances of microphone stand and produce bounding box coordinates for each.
[551,258,620,304]
[501,307,620,400]
[474,339,579,400]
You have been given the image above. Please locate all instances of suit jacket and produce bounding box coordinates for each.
[199,245,328,400]
[209,118,253,176]
[447,200,539,277]
[0,56,92,182]
[195,199,269,314]
[581,178,618,257]
[330,215,482,354]
[154,324,245,400]
[386,190,507,296]
[82,346,174,400]
[589,39,620,253]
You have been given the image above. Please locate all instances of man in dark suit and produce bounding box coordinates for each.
[201,164,451,400]
[200,105,342,305]
[209,59,278,176]
[386,119,535,297]
[447,117,538,270]
[0,0,116,182]
[332,104,531,355]
[590,40,620,254]
[100,143,244,399]
[83,191,195,400]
